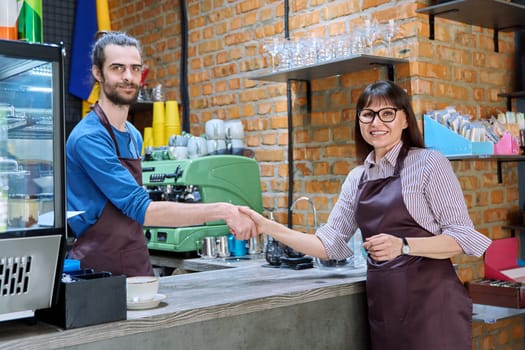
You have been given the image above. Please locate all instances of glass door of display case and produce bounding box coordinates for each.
[0,39,66,321]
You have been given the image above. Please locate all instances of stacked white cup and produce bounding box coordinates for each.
[224,120,245,150]
[205,119,226,154]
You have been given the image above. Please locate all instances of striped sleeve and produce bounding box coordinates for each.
[315,166,363,260]
[421,151,492,257]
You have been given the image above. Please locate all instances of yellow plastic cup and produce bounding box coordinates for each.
[142,127,153,154]
[152,101,165,125]
[165,100,180,128]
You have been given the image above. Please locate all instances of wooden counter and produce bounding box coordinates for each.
[0,259,369,350]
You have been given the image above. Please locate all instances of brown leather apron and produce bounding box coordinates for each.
[69,103,154,277]
[355,147,471,350]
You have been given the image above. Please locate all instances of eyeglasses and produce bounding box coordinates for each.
[358,107,399,124]
[108,63,143,75]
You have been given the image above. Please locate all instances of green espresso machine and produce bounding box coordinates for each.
[142,155,263,253]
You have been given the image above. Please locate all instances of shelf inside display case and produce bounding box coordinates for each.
[248,55,408,83]
[0,56,44,80]
[0,58,54,142]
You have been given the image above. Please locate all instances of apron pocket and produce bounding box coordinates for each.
[120,245,153,276]
[366,267,409,326]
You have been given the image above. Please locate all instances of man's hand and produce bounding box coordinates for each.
[224,206,257,240]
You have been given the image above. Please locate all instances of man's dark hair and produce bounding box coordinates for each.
[91,31,142,70]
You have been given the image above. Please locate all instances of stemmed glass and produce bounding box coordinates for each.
[383,19,397,56]
[263,37,284,71]
[351,28,366,55]
[364,19,379,54]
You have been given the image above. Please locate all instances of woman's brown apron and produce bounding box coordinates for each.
[69,103,154,277]
[355,147,471,350]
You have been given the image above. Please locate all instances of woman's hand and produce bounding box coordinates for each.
[238,206,273,235]
[362,233,403,261]
[223,205,258,240]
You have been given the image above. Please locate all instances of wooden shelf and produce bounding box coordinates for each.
[248,55,407,83]
[416,0,525,51]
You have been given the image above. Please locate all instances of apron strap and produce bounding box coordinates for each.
[93,102,122,157]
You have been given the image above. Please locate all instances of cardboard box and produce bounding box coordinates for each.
[423,115,493,156]
[36,271,126,329]
[467,280,525,308]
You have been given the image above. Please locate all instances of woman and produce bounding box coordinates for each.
[241,80,492,350]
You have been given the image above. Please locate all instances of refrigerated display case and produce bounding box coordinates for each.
[0,39,66,321]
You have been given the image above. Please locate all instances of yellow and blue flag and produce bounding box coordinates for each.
[68,0,111,116]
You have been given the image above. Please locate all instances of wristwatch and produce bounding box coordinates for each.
[401,237,410,255]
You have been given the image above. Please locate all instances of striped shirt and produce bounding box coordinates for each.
[316,142,492,260]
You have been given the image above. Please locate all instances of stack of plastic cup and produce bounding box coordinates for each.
[142,127,153,155]
[152,102,165,147]
[164,100,181,145]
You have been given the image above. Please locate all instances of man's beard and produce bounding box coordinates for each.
[101,80,139,106]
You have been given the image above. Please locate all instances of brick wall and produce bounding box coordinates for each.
[108,0,523,347]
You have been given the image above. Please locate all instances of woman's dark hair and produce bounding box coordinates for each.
[354,80,425,161]
[91,31,142,71]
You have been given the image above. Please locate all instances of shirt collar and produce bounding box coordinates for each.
[364,141,404,169]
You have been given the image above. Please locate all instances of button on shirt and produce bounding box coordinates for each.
[315,142,492,260]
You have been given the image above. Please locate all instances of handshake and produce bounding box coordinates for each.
[223,205,270,241]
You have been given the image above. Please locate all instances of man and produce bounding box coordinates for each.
[66,32,256,276]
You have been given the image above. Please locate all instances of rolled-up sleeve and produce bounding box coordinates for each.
[418,151,492,257]
[315,166,363,260]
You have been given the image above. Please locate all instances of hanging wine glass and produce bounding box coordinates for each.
[263,37,284,71]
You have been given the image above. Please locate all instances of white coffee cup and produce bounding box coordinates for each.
[187,136,208,158]
[126,276,159,302]
[207,139,227,154]
[205,119,225,139]
[225,120,244,139]
[177,146,188,159]
[230,138,244,149]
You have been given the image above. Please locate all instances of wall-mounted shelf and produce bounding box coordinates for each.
[130,101,153,113]
[248,55,407,83]
[416,0,525,52]
[447,154,525,183]
[498,91,525,110]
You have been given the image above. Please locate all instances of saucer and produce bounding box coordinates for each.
[127,293,166,310]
